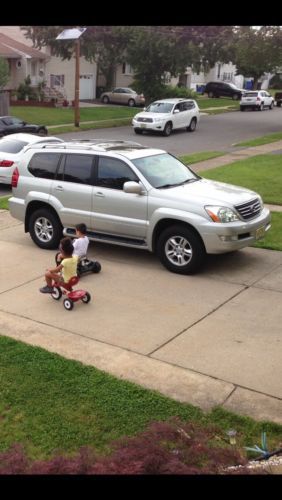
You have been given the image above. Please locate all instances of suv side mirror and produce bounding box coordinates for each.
[123,181,144,194]
[174,109,180,114]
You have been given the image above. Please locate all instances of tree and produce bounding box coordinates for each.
[20,26,133,90]
[232,26,282,89]
[0,57,9,90]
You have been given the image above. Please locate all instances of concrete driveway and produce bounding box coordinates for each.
[0,210,282,424]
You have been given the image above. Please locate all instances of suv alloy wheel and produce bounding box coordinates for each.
[29,208,63,249]
[157,225,206,274]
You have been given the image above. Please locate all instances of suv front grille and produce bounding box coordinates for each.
[235,198,261,220]
[137,117,153,123]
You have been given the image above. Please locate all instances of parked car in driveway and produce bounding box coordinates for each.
[9,140,271,275]
[0,133,63,185]
[100,87,145,107]
[274,91,282,107]
[204,81,243,100]
[240,91,274,111]
[0,116,48,138]
[132,98,200,136]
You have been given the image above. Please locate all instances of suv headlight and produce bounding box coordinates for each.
[205,205,239,223]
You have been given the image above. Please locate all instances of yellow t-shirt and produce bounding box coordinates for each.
[61,256,78,282]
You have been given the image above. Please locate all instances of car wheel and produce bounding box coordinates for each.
[157,225,206,275]
[134,128,143,134]
[232,94,240,101]
[240,105,245,111]
[92,261,102,273]
[38,127,48,136]
[259,103,264,111]
[208,91,214,98]
[277,102,281,107]
[162,122,172,137]
[269,102,274,110]
[186,118,197,132]
[102,96,109,104]
[128,99,135,107]
[29,208,63,249]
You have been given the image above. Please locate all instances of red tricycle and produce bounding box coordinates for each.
[51,276,91,311]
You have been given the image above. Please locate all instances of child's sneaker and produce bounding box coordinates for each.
[40,286,54,293]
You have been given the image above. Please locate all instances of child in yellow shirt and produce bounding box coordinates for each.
[40,237,78,293]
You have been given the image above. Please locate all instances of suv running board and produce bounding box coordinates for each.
[63,227,148,249]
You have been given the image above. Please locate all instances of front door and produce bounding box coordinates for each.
[91,156,148,238]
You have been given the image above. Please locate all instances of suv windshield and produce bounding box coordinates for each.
[131,153,199,188]
[145,102,174,113]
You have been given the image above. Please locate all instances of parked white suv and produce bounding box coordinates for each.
[132,98,200,136]
[240,91,274,111]
[9,140,271,274]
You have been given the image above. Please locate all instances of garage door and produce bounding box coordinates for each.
[79,74,94,99]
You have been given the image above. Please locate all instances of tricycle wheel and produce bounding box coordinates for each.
[64,298,74,310]
[82,292,91,304]
[51,287,62,300]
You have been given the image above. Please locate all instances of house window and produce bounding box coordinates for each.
[50,74,65,87]
[217,64,221,79]
[122,63,133,75]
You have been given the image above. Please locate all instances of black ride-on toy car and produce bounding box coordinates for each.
[55,252,102,277]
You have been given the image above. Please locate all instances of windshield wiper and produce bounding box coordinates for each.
[156,179,197,189]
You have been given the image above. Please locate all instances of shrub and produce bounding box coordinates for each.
[161,85,198,100]
[0,418,258,475]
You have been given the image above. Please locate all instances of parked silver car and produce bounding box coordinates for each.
[100,87,145,107]
[9,140,271,274]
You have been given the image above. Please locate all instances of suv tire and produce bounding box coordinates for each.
[162,122,172,137]
[157,225,206,275]
[29,208,63,249]
[187,118,197,132]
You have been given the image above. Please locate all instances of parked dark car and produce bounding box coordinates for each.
[274,92,282,107]
[0,116,48,138]
[204,82,243,100]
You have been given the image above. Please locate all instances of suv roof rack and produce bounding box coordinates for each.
[25,140,147,152]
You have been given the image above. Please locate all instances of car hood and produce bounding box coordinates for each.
[134,111,171,120]
[151,178,259,207]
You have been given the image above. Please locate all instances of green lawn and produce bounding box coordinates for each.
[180,151,225,165]
[0,196,9,209]
[196,96,240,110]
[234,131,282,148]
[0,335,281,461]
[10,105,137,126]
[200,154,282,205]
[253,211,282,251]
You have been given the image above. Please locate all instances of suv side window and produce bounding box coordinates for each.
[96,157,139,190]
[56,154,93,184]
[28,152,62,179]
[183,101,195,110]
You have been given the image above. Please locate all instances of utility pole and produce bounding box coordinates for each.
[74,38,80,127]
[56,28,86,128]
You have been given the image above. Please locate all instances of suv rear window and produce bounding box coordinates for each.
[28,152,62,179]
[243,92,258,97]
[56,154,93,184]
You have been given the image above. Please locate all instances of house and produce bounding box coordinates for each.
[0,27,98,103]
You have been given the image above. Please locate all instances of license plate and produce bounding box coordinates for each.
[256,226,265,240]
[140,124,146,128]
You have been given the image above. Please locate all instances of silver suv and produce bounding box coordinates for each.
[9,140,271,274]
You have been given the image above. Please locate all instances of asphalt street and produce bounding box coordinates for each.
[59,106,282,156]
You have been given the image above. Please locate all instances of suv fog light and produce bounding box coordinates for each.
[219,235,238,242]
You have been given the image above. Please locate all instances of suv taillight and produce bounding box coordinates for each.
[11,167,19,188]
[0,160,14,167]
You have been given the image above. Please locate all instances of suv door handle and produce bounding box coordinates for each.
[95,192,105,197]
[55,185,64,191]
